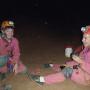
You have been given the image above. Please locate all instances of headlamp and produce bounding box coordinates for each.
[81,27,86,32]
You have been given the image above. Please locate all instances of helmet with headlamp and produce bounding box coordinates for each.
[1,20,14,31]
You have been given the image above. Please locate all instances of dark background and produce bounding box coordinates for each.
[0,0,90,37]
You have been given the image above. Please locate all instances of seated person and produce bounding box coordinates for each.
[0,20,27,80]
[32,26,90,86]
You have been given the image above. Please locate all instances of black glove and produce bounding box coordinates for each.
[60,66,66,70]
[73,65,78,69]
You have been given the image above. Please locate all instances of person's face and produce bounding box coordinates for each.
[82,34,90,47]
[4,28,14,39]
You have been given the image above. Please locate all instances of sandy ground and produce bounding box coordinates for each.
[0,24,90,90]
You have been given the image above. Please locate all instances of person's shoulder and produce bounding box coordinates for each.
[12,37,19,42]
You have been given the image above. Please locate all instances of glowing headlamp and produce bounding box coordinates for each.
[81,27,86,32]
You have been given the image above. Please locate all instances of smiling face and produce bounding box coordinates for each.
[4,28,14,39]
[82,34,90,47]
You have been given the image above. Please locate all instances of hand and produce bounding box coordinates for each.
[13,63,18,75]
[72,55,83,63]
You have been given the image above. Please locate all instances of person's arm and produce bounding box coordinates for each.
[80,51,90,73]
[9,38,20,74]
[9,38,20,64]
[72,55,83,64]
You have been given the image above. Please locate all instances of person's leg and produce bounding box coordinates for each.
[44,72,66,84]
[32,72,65,85]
